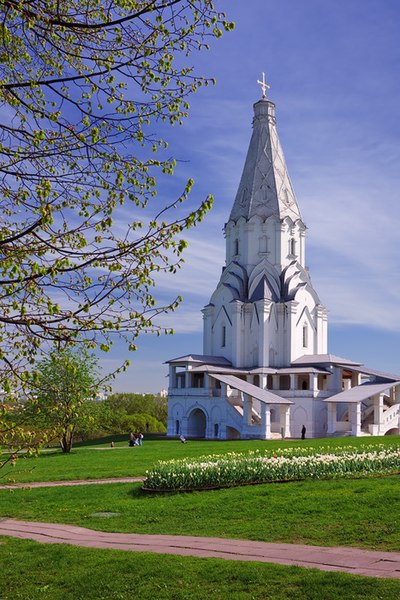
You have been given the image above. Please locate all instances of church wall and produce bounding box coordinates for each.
[290,396,328,438]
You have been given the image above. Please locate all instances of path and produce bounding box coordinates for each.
[1,518,399,579]
[0,477,143,490]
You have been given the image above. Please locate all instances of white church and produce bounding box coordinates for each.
[166,82,400,440]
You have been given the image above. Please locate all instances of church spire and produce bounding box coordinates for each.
[229,81,301,223]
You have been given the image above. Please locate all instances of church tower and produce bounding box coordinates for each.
[203,86,328,368]
[167,81,400,441]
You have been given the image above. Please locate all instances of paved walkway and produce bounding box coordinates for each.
[1,518,399,579]
[0,477,143,489]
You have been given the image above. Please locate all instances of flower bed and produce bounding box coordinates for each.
[143,445,400,492]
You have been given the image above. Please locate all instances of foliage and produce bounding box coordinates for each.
[0,1,233,391]
[122,413,166,434]
[23,347,100,453]
[105,392,168,425]
[143,444,400,491]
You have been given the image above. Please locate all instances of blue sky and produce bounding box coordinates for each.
[105,0,400,392]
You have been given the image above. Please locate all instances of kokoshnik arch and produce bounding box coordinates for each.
[166,78,400,440]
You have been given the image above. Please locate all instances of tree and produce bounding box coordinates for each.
[106,392,167,424]
[0,1,234,393]
[23,347,100,452]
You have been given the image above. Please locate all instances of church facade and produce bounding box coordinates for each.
[166,88,400,440]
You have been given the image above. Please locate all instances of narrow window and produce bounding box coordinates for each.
[221,325,226,347]
[259,235,268,253]
[289,238,296,256]
[234,239,239,256]
[302,324,308,348]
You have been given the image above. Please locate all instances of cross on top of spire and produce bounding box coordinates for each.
[257,72,270,99]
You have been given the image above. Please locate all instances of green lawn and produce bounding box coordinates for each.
[1,537,399,600]
[3,435,399,483]
[1,436,400,598]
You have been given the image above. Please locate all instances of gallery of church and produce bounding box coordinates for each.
[166,82,400,440]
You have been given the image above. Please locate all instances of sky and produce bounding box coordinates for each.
[106,0,400,393]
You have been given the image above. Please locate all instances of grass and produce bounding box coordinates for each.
[3,435,400,484]
[1,537,399,600]
[1,435,400,598]
[0,475,399,550]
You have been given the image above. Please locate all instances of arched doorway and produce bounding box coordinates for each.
[187,408,207,438]
[385,427,400,435]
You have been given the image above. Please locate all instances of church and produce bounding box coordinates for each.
[166,80,400,440]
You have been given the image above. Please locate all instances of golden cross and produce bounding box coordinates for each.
[257,72,270,98]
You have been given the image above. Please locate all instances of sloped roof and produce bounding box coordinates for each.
[292,354,362,367]
[323,382,400,404]
[165,354,232,366]
[276,367,330,375]
[348,365,400,382]
[210,374,293,405]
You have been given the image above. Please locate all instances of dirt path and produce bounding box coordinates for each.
[1,518,399,579]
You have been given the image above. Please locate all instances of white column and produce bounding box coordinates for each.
[351,403,361,436]
[230,301,243,367]
[372,394,384,434]
[327,403,337,434]
[328,367,342,392]
[260,403,271,438]
[259,374,268,390]
[280,405,291,438]
[185,371,191,389]
[169,365,177,389]
[243,393,252,426]
[272,375,280,390]
[204,374,210,394]
[312,374,319,393]
[289,374,296,390]
[395,385,400,403]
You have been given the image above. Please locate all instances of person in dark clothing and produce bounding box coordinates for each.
[301,425,306,440]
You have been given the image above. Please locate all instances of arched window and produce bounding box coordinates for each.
[289,238,296,256]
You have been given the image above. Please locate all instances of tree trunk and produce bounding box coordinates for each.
[60,430,73,453]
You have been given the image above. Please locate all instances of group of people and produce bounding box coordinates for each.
[129,432,143,447]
